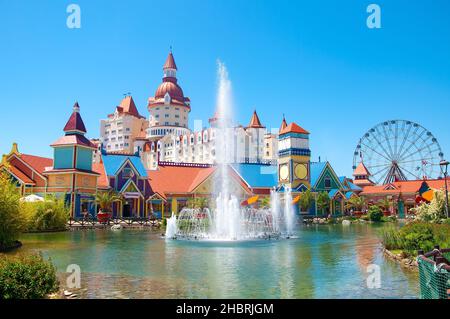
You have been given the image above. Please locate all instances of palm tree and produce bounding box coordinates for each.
[378,197,391,211]
[345,196,366,213]
[95,190,122,213]
[316,191,330,215]
[299,189,313,213]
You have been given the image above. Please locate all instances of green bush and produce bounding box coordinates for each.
[380,222,450,257]
[368,205,383,222]
[0,253,59,299]
[22,197,69,232]
[398,222,435,255]
[0,171,25,250]
[360,214,370,221]
[380,226,404,251]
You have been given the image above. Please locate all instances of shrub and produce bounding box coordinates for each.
[412,190,447,223]
[360,214,370,221]
[380,226,404,251]
[380,222,450,257]
[0,253,59,299]
[22,197,69,232]
[0,171,25,250]
[398,222,435,255]
[368,205,383,222]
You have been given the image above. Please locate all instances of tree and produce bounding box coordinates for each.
[0,170,25,250]
[316,191,330,215]
[299,189,312,213]
[368,205,383,222]
[345,196,366,211]
[378,197,391,212]
[95,190,122,213]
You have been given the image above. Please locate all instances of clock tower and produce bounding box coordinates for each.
[277,117,311,190]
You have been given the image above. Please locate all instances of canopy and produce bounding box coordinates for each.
[20,194,44,202]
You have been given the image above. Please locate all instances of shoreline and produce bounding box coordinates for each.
[383,248,418,271]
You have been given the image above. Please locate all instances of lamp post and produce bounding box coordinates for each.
[440,159,449,219]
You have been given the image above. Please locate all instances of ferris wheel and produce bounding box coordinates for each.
[353,120,444,185]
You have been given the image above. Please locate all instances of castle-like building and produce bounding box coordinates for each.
[4,51,401,219]
[98,52,278,170]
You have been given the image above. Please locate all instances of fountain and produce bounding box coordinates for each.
[165,213,178,239]
[167,62,298,241]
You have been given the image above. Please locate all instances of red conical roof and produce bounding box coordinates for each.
[63,102,87,134]
[279,122,309,135]
[353,162,371,176]
[119,96,141,118]
[163,52,177,70]
[247,110,265,128]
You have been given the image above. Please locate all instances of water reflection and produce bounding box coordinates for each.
[8,225,419,299]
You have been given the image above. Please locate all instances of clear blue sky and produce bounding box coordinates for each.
[1,0,449,177]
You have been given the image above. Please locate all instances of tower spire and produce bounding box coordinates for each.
[279,115,288,133]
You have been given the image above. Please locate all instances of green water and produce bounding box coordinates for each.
[11,223,418,298]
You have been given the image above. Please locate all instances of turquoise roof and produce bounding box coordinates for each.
[102,154,148,177]
[310,162,327,187]
[328,188,339,198]
[231,163,278,188]
[339,176,362,191]
[345,191,355,199]
[347,181,362,191]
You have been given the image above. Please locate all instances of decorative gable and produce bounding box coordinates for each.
[384,184,397,190]
[314,163,344,191]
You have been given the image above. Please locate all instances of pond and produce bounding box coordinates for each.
[11,223,419,299]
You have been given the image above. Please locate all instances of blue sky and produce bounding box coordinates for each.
[1,0,449,177]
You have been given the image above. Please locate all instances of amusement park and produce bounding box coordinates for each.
[1,0,450,304]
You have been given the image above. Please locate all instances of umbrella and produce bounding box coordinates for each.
[20,194,45,202]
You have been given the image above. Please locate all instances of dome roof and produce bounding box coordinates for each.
[154,80,185,101]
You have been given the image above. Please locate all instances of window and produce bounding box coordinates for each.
[124,136,129,140]
[324,176,331,189]
[165,106,170,110]
[125,128,130,132]
[175,114,179,118]
[155,115,159,118]
[123,167,133,178]
[165,114,169,118]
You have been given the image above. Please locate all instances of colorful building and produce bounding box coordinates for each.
[93,152,151,218]
[359,179,450,217]
[1,103,99,218]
